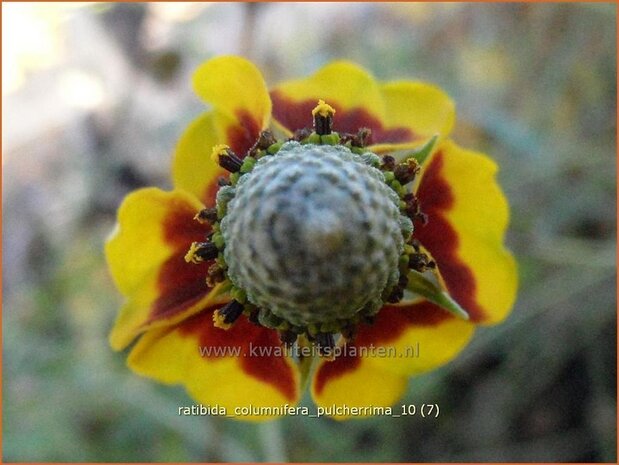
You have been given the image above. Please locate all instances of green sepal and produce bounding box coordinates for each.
[404,134,438,165]
[230,286,247,304]
[212,232,225,249]
[320,133,340,145]
[306,133,321,145]
[240,156,256,174]
[229,172,241,185]
[267,142,284,154]
[407,270,470,320]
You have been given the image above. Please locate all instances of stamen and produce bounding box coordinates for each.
[292,127,312,142]
[380,155,396,171]
[206,263,226,287]
[213,300,245,329]
[340,324,358,342]
[193,207,218,224]
[211,144,243,172]
[408,251,436,272]
[394,158,420,185]
[278,330,298,347]
[312,99,336,135]
[254,130,277,151]
[341,127,372,148]
[387,273,409,304]
[352,127,371,147]
[184,241,219,264]
[402,193,428,225]
[247,309,261,326]
[315,333,336,361]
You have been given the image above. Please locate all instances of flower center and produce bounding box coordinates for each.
[185,100,435,356]
[221,142,403,328]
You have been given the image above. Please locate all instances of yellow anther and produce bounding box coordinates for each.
[211,144,231,164]
[212,309,232,330]
[184,242,203,264]
[312,99,336,118]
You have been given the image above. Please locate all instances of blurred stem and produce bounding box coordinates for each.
[259,420,287,462]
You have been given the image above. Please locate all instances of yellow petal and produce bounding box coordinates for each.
[174,56,273,201]
[311,352,407,420]
[270,61,453,152]
[354,302,475,376]
[128,309,301,421]
[378,81,455,149]
[171,112,227,204]
[192,55,271,131]
[106,188,222,350]
[270,61,387,137]
[414,140,518,324]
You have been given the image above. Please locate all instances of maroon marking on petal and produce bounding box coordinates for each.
[270,91,415,145]
[147,200,213,323]
[227,109,262,157]
[149,255,211,322]
[180,309,298,401]
[162,196,211,247]
[414,151,486,321]
[356,302,451,346]
[313,351,361,396]
[338,108,414,144]
[313,302,448,395]
[201,178,222,208]
[270,91,315,135]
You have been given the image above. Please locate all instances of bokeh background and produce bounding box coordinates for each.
[2,2,616,462]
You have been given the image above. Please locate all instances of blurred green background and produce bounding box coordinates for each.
[2,2,616,462]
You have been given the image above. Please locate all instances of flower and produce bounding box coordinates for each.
[106,56,517,421]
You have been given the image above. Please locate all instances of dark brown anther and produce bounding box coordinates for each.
[185,241,219,264]
[314,114,332,135]
[402,193,418,215]
[248,309,261,326]
[403,194,428,225]
[217,176,231,187]
[353,127,372,147]
[256,130,277,149]
[340,324,358,342]
[386,273,409,304]
[408,251,435,272]
[206,263,226,287]
[380,155,396,171]
[212,145,243,173]
[194,207,218,224]
[312,100,336,136]
[213,300,245,329]
[278,330,298,347]
[292,127,312,141]
[394,158,420,185]
[339,128,372,147]
[315,332,336,360]
[387,287,404,303]
[249,130,278,156]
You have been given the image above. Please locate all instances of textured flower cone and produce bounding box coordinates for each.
[222,143,404,327]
